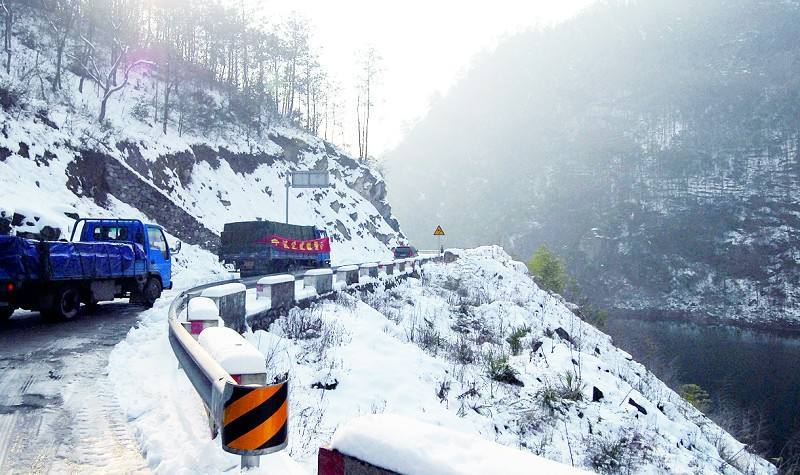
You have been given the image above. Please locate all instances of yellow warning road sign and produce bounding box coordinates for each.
[433,225,445,236]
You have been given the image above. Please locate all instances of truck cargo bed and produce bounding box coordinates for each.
[0,235,147,282]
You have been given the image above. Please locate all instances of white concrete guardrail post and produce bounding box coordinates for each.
[183,296,220,339]
[304,268,334,295]
[379,261,394,276]
[359,262,378,280]
[202,283,247,333]
[257,274,296,314]
[337,265,360,286]
[199,325,270,470]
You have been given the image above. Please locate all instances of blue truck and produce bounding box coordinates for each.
[0,219,178,321]
[219,220,331,277]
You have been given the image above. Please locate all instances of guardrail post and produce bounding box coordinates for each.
[337,265,360,286]
[379,261,394,276]
[182,296,220,339]
[359,263,378,280]
[318,446,396,475]
[241,455,260,469]
[257,274,296,314]
[304,268,333,295]
[202,283,247,333]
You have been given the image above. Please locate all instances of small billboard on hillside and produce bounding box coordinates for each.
[291,171,330,188]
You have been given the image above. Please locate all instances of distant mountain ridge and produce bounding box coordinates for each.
[387,0,800,330]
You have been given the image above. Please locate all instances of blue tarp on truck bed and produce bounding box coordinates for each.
[0,236,147,282]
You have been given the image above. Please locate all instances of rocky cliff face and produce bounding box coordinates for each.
[387,0,800,330]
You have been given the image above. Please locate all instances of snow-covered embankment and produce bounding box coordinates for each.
[108,247,775,474]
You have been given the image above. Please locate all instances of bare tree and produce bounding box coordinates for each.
[280,15,309,118]
[9,1,347,147]
[1,0,13,74]
[162,50,179,134]
[356,92,363,159]
[74,31,153,123]
[355,47,381,161]
[49,0,80,91]
[75,15,94,93]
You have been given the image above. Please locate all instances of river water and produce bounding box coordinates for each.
[605,317,800,459]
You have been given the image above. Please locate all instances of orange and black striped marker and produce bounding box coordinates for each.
[222,381,288,453]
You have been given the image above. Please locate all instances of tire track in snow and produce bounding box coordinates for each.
[0,303,150,473]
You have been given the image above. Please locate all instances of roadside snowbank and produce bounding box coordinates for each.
[108,247,775,474]
[331,414,588,475]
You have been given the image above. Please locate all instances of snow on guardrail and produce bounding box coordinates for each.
[168,255,441,470]
[198,327,266,380]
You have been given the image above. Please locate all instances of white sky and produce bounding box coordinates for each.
[256,0,594,156]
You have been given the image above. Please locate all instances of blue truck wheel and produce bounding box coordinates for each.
[142,278,162,308]
[0,306,13,322]
[44,286,81,320]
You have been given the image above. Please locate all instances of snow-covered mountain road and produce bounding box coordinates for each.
[0,305,148,474]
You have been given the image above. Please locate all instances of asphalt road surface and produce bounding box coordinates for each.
[0,303,149,474]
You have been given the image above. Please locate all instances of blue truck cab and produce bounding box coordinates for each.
[0,218,178,322]
[74,219,174,290]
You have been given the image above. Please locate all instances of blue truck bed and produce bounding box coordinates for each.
[0,235,147,282]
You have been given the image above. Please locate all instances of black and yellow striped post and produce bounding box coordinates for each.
[221,380,289,464]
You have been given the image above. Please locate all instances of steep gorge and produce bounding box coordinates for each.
[387,0,800,330]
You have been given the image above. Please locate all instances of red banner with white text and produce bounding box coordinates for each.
[254,235,331,254]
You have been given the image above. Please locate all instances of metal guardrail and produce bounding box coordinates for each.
[168,274,290,468]
[167,256,442,468]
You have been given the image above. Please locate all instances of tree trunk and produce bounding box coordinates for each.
[163,82,171,134]
[153,81,159,122]
[3,9,11,75]
[98,95,108,123]
[178,94,184,137]
[78,24,94,94]
[110,48,118,86]
[305,66,310,130]
[53,37,66,91]
[364,76,371,160]
[356,94,363,160]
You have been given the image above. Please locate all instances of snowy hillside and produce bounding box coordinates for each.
[0,17,402,272]
[108,248,774,474]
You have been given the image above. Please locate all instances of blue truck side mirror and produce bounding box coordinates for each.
[170,241,182,255]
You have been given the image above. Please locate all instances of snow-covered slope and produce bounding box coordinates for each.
[108,248,774,474]
[0,21,402,271]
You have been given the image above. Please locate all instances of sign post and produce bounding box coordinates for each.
[286,171,331,223]
[433,225,445,255]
